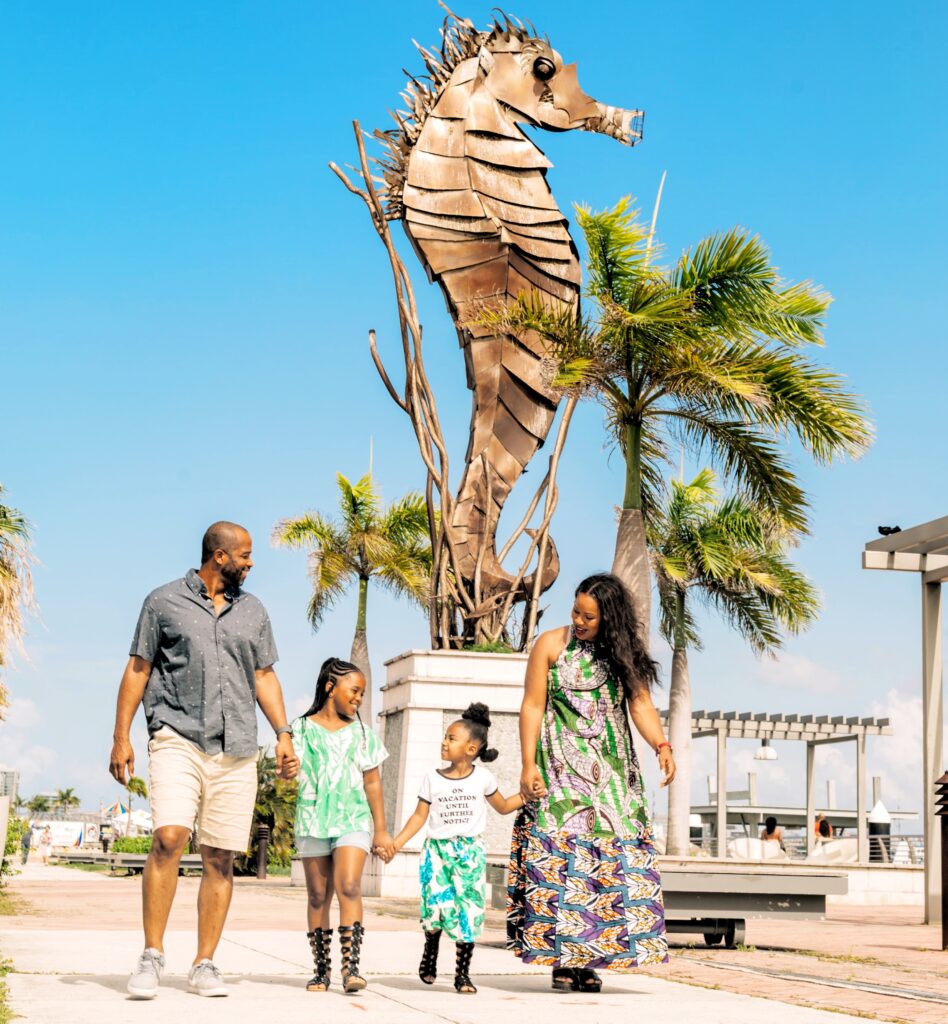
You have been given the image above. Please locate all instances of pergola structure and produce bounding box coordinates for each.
[864,515,948,923]
[659,709,892,860]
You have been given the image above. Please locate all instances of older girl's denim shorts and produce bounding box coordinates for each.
[296,831,373,857]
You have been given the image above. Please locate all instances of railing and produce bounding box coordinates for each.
[679,834,925,865]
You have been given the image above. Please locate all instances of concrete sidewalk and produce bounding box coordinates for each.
[2,861,940,1024]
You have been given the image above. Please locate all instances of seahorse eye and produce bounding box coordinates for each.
[533,57,556,82]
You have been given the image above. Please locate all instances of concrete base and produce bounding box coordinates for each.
[377,648,527,861]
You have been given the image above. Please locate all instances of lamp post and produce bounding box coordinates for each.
[936,771,948,950]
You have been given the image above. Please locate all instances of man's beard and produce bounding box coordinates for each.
[221,563,246,590]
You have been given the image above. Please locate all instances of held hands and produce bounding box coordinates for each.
[519,765,548,803]
[372,831,396,863]
[109,737,135,785]
[657,746,676,787]
[275,734,300,779]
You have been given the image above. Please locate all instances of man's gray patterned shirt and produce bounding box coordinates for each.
[130,569,278,757]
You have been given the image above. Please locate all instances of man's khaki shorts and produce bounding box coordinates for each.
[148,727,257,852]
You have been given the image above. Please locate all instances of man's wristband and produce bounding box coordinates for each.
[275,725,292,738]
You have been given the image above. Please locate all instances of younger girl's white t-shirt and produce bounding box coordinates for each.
[418,765,498,839]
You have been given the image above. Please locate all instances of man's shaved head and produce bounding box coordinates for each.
[201,521,250,565]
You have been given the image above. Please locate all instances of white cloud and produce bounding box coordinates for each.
[4,696,41,731]
[756,652,844,694]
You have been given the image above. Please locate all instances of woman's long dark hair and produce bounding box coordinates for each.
[576,573,659,702]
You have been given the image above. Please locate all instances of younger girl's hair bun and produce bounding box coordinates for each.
[462,702,491,728]
[479,746,499,763]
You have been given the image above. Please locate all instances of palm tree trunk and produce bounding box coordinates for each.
[665,594,693,857]
[611,420,651,639]
[350,576,372,726]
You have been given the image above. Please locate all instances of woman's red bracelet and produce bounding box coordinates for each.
[655,742,672,756]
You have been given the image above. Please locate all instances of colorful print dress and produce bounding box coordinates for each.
[506,631,668,970]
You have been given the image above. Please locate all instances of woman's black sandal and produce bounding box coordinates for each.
[454,942,477,994]
[575,968,602,992]
[305,927,332,991]
[339,922,367,993]
[551,967,578,991]
[419,929,441,985]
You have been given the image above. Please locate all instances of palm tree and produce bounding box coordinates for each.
[481,199,871,636]
[651,469,819,856]
[0,485,35,718]
[125,775,148,836]
[274,473,431,724]
[26,795,50,816]
[53,787,81,819]
[237,747,298,877]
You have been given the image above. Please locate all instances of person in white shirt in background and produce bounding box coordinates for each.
[383,703,523,995]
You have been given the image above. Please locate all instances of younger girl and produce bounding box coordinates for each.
[389,702,522,994]
[293,657,394,994]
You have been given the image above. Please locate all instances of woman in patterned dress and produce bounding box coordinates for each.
[507,573,676,992]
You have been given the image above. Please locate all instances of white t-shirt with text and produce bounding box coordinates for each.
[418,765,498,839]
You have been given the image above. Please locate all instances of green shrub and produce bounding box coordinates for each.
[463,640,515,654]
[111,836,152,854]
[2,817,27,882]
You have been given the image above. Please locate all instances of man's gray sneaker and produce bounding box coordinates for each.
[127,948,165,999]
[188,959,228,997]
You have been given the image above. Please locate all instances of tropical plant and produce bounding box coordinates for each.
[651,469,819,855]
[2,815,28,881]
[0,485,35,718]
[25,796,50,817]
[480,198,872,637]
[125,776,147,836]
[274,473,432,723]
[52,788,80,819]
[236,747,297,876]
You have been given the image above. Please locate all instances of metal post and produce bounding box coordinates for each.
[922,581,944,924]
[716,727,727,858]
[806,741,815,857]
[856,733,868,863]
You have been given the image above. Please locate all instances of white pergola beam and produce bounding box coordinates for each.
[862,551,948,573]
[865,515,948,554]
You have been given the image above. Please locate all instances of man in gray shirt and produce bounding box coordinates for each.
[109,521,299,1000]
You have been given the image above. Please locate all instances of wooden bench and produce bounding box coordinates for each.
[486,858,848,949]
[110,852,204,875]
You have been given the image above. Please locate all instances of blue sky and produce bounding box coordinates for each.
[1,2,946,820]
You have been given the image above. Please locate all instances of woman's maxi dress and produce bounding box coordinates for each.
[507,631,668,970]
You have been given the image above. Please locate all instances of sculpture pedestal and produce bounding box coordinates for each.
[363,648,527,898]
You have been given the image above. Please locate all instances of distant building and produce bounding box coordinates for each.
[0,765,19,804]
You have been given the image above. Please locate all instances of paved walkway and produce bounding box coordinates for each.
[2,861,944,1024]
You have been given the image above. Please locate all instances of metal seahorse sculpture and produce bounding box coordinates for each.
[374,9,643,609]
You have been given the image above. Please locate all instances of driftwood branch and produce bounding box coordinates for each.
[334,118,573,648]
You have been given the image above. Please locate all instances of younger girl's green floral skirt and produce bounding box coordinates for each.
[419,835,486,943]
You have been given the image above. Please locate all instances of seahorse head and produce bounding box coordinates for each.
[479,21,643,145]
[374,10,643,215]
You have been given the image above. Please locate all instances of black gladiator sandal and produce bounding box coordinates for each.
[418,929,441,985]
[305,928,332,992]
[453,942,477,994]
[339,922,367,993]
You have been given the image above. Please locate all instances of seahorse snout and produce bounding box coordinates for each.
[585,104,645,146]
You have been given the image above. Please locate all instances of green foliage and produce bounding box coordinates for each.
[2,816,27,881]
[651,470,820,654]
[111,836,153,854]
[463,641,515,653]
[235,747,298,875]
[481,198,873,530]
[53,788,80,816]
[0,484,35,718]
[25,796,49,815]
[273,473,432,631]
